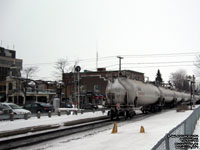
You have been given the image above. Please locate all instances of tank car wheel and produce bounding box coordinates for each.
[130,114,134,118]
[108,111,113,120]
[150,106,156,113]
[141,107,147,114]
[124,110,129,120]
[116,115,119,120]
[124,111,127,120]
[130,112,134,119]
[131,111,136,118]
[109,109,116,120]
[107,111,110,117]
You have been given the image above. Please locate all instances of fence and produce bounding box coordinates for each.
[152,106,200,150]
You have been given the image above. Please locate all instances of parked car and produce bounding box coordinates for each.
[66,103,73,108]
[0,103,31,118]
[80,103,98,110]
[23,102,54,113]
[0,103,12,115]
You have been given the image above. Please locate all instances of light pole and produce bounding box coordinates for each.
[75,66,81,110]
[117,56,123,77]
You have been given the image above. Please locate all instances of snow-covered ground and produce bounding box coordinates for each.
[2,106,198,150]
[0,111,108,132]
[191,118,200,150]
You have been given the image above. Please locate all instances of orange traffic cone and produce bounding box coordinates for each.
[140,126,145,133]
[111,122,118,134]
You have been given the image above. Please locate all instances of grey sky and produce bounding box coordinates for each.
[0,0,200,82]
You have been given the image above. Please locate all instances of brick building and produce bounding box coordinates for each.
[63,68,144,105]
[0,47,22,101]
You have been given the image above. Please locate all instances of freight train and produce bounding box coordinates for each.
[105,77,200,120]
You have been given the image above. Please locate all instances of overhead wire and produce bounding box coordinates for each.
[102,61,197,68]
[121,52,200,58]
[24,51,200,67]
[85,64,196,72]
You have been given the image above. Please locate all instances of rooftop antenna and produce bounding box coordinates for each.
[96,40,98,70]
[96,51,98,70]
[0,40,2,47]
[117,56,123,77]
[13,44,15,50]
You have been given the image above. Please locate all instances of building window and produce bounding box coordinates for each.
[135,76,139,80]
[94,85,100,92]
[80,85,87,93]
[9,83,12,90]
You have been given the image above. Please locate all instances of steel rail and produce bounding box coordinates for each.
[0,109,169,150]
[0,116,111,150]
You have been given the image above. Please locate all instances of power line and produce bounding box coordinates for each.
[124,64,195,68]
[75,52,199,63]
[85,64,196,71]
[23,52,200,66]
[121,52,200,58]
[103,61,197,68]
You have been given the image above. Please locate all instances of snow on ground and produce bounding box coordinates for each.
[9,107,199,150]
[191,118,200,150]
[40,109,193,150]
[0,111,108,132]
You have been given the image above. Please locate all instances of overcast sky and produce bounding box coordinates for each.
[0,0,200,82]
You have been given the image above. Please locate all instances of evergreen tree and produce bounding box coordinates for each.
[155,69,163,84]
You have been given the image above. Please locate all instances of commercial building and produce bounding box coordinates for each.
[63,68,144,106]
[0,47,22,101]
[5,77,58,105]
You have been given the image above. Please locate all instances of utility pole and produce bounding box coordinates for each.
[75,66,81,110]
[73,65,76,106]
[117,56,123,77]
[77,72,80,109]
[192,75,196,107]
[187,75,196,110]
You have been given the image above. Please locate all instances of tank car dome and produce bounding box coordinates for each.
[106,78,127,105]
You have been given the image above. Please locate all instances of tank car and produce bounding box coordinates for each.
[182,93,191,102]
[106,77,161,119]
[158,87,175,107]
[194,95,200,104]
[174,91,183,103]
[105,76,197,119]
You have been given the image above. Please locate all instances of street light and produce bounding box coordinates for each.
[75,66,81,110]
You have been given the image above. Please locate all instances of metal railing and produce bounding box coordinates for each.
[152,106,200,150]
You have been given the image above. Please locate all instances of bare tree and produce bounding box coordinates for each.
[21,66,38,102]
[22,66,38,79]
[169,69,189,91]
[55,58,69,74]
[70,60,79,73]
[194,55,200,76]
[54,58,69,80]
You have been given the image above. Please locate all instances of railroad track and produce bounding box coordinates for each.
[0,109,171,150]
[0,116,111,150]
